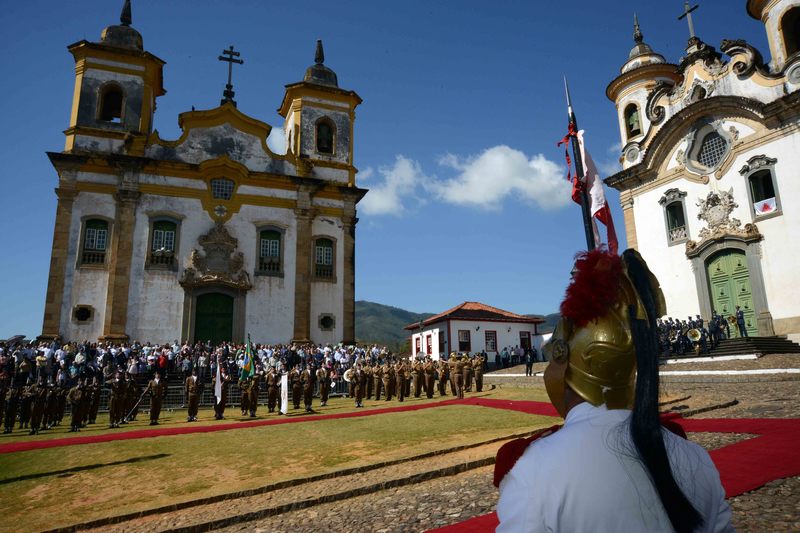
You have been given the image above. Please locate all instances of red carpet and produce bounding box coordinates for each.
[427,412,800,533]
[0,397,556,455]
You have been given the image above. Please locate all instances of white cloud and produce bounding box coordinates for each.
[359,146,571,216]
[427,146,569,211]
[358,156,428,216]
[266,125,287,155]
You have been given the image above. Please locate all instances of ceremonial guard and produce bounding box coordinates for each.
[735,306,748,338]
[382,360,394,401]
[146,371,167,425]
[19,379,33,429]
[29,378,47,435]
[437,359,448,396]
[126,373,141,422]
[448,355,458,396]
[248,368,262,417]
[411,359,423,398]
[463,355,473,393]
[394,359,406,402]
[301,364,314,412]
[185,369,202,422]
[3,385,19,433]
[66,379,84,432]
[108,372,125,428]
[423,358,435,399]
[119,373,131,424]
[473,354,484,393]
[56,382,68,426]
[266,366,279,412]
[87,376,101,425]
[495,250,731,532]
[45,381,58,429]
[364,363,374,400]
[212,368,231,420]
[239,377,251,416]
[315,365,329,407]
[372,362,383,401]
[352,363,366,408]
[453,355,465,399]
[290,366,302,410]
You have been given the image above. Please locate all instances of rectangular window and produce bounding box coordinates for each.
[458,330,471,352]
[149,221,177,267]
[426,335,432,355]
[439,331,445,354]
[82,220,108,265]
[314,240,334,278]
[415,337,421,354]
[485,330,497,352]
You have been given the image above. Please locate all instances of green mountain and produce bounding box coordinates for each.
[355,300,433,351]
[355,300,559,350]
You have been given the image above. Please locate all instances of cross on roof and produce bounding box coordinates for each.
[218,45,244,107]
[678,1,700,39]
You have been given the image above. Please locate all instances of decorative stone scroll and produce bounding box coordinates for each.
[180,222,252,290]
[685,188,762,256]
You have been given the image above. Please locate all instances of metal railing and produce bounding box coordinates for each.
[669,225,687,242]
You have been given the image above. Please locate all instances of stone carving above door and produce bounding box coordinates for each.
[180,222,252,290]
[685,188,761,257]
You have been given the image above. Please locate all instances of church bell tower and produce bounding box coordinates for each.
[64,0,165,154]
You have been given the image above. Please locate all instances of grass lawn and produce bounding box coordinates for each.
[0,388,556,532]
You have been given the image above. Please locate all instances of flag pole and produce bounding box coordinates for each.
[564,76,596,251]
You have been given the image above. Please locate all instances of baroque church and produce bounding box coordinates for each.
[605,0,800,340]
[40,1,367,345]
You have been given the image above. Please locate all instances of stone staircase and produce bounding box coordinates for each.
[667,336,800,359]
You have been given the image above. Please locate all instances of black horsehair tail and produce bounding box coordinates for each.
[622,250,703,533]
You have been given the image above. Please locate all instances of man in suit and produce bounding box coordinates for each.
[735,306,748,337]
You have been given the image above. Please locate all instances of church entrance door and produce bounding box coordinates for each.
[194,293,234,344]
[706,249,757,336]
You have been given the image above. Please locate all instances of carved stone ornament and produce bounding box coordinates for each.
[739,154,777,175]
[645,80,673,125]
[683,79,715,107]
[658,188,687,206]
[684,189,762,256]
[179,223,252,290]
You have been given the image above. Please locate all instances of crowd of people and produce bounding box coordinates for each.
[0,337,492,434]
[656,306,750,356]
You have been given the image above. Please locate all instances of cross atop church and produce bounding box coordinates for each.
[219,45,244,107]
[678,1,700,39]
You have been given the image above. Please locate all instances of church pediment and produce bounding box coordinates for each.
[145,102,295,174]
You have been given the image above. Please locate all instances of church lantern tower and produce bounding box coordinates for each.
[747,0,800,71]
[278,40,362,186]
[63,0,165,155]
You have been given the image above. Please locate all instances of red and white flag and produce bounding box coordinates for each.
[576,130,619,255]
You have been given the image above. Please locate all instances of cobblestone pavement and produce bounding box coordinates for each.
[661,353,800,371]
[81,377,798,533]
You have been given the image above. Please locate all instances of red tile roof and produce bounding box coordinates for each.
[404,301,545,330]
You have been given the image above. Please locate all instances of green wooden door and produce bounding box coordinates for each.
[706,250,757,336]
[194,293,234,344]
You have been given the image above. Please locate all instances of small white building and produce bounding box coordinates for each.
[405,302,545,360]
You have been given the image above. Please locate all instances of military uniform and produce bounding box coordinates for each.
[126,377,140,422]
[372,364,384,401]
[463,357,473,393]
[3,387,19,433]
[448,356,458,396]
[248,372,261,417]
[301,367,314,412]
[382,362,394,401]
[266,369,279,412]
[365,364,374,399]
[423,360,435,398]
[147,377,167,424]
[352,367,366,407]
[108,377,125,428]
[394,360,406,402]
[29,383,46,434]
[87,379,101,424]
[437,360,448,396]
[185,374,201,422]
[18,383,33,429]
[66,383,84,431]
[412,360,424,398]
[290,368,302,409]
[315,366,329,407]
[239,378,251,416]
[453,357,465,399]
[473,356,484,393]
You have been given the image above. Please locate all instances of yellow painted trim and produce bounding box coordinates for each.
[74,182,116,195]
[64,126,129,140]
[278,84,362,117]
[85,61,147,78]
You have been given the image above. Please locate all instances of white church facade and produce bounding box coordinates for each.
[605,0,800,340]
[40,1,367,345]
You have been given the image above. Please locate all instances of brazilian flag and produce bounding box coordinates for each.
[240,334,255,380]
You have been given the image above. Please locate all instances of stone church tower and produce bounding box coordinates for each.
[41,1,367,344]
[605,0,800,339]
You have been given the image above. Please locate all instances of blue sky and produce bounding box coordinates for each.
[0,1,769,338]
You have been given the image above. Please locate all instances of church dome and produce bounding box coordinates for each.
[304,40,339,88]
[621,15,666,73]
[100,0,143,51]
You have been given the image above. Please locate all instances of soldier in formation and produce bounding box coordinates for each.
[185,368,202,422]
[147,371,167,425]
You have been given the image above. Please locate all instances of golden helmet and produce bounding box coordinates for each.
[543,249,665,417]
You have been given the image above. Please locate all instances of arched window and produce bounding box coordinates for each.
[150,220,177,267]
[624,104,642,138]
[314,237,334,279]
[82,219,109,265]
[258,229,282,274]
[316,119,335,154]
[659,188,688,245]
[740,156,781,219]
[210,178,235,200]
[782,7,800,57]
[98,84,124,123]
